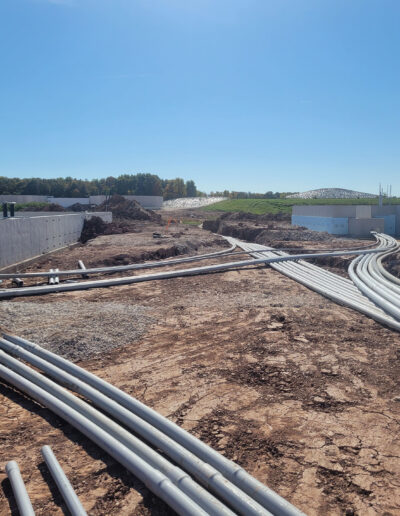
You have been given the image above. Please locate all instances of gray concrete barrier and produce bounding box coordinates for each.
[0,212,112,269]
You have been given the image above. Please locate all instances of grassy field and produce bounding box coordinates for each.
[203,197,400,215]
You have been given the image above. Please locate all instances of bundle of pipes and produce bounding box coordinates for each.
[226,233,400,332]
[348,233,400,321]
[0,236,394,299]
[0,333,305,516]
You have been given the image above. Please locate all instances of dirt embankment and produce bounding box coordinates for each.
[97,195,161,223]
[80,195,163,243]
[203,211,336,245]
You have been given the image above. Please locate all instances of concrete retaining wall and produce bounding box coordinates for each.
[348,218,384,237]
[292,205,357,218]
[0,195,48,203]
[0,212,112,269]
[292,215,349,235]
[48,197,89,208]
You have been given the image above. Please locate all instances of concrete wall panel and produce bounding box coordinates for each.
[0,212,112,268]
[348,218,384,237]
[373,215,396,235]
[292,205,357,217]
[292,215,349,234]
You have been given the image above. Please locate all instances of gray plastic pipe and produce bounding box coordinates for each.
[0,349,236,516]
[5,461,35,516]
[0,246,389,299]
[0,365,209,516]
[0,243,238,279]
[0,241,377,280]
[1,334,303,516]
[233,236,400,332]
[0,339,271,516]
[41,446,87,516]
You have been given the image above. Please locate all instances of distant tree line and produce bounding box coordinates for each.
[0,174,200,200]
[209,191,296,199]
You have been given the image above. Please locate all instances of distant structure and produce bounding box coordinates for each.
[292,205,400,237]
[287,188,377,199]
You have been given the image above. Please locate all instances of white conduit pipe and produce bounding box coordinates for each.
[0,247,390,299]
[235,244,380,309]
[377,254,400,286]
[0,365,209,516]
[266,255,398,315]
[1,334,304,516]
[232,237,400,332]
[5,461,35,516]
[362,246,400,302]
[41,446,87,516]
[0,350,236,516]
[367,238,400,295]
[348,237,400,319]
[236,236,396,305]
[0,242,378,280]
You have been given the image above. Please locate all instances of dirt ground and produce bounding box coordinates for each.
[0,218,399,516]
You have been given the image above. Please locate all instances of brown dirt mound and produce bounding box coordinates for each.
[69,202,90,212]
[80,217,143,243]
[97,195,161,222]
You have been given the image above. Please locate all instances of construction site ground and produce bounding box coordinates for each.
[0,216,399,516]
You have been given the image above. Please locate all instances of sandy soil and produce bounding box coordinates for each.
[0,221,399,516]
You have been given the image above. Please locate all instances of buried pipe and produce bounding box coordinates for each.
[41,446,87,516]
[5,461,35,516]
[1,334,304,516]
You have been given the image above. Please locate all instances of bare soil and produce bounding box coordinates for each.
[0,218,399,516]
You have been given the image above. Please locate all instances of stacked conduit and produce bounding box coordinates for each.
[226,233,400,332]
[0,333,305,516]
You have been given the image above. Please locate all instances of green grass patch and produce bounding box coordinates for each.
[14,202,51,211]
[203,198,400,215]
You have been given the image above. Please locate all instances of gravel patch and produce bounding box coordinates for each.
[162,197,226,209]
[0,301,154,361]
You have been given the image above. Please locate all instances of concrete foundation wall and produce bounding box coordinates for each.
[0,195,48,203]
[0,212,112,268]
[48,197,89,208]
[373,215,396,235]
[292,205,357,217]
[348,218,384,237]
[292,215,349,235]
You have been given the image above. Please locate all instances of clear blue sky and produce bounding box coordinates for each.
[0,0,399,194]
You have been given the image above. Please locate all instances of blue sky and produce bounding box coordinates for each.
[0,0,399,194]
